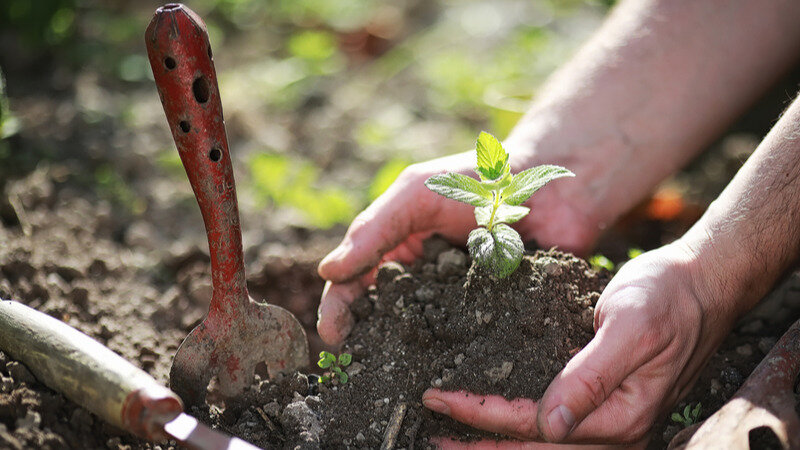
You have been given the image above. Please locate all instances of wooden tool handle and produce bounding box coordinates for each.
[0,300,182,440]
[145,3,248,314]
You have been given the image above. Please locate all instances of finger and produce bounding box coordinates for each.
[316,280,362,345]
[432,436,636,449]
[536,315,658,443]
[318,181,420,283]
[422,390,539,440]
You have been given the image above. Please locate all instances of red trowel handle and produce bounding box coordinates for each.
[145,4,247,309]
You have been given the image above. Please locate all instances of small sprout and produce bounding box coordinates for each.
[425,132,574,278]
[627,248,644,259]
[317,351,352,384]
[589,254,614,272]
[671,402,702,427]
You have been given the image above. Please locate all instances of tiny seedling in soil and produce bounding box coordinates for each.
[671,402,702,427]
[589,254,615,272]
[317,351,352,384]
[425,132,574,278]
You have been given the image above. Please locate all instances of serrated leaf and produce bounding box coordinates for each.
[467,224,524,278]
[502,165,574,205]
[475,132,509,181]
[474,204,530,227]
[425,173,492,207]
[671,413,684,423]
[338,353,352,366]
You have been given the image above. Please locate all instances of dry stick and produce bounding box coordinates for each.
[407,416,423,450]
[7,191,31,236]
[381,402,408,450]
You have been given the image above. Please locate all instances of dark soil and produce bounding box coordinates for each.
[325,243,606,447]
[199,240,607,448]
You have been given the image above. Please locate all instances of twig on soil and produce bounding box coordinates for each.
[406,415,422,450]
[256,406,285,442]
[7,191,31,236]
[380,402,408,450]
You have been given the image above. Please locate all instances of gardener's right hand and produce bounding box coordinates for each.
[316,147,598,345]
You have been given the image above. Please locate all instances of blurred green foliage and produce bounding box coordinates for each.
[368,159,409,200]
[0,69,19,141]
[0,0,612,228]
[250,153,357,229]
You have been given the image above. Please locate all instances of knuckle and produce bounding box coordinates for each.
[573,367,608,410]
[511,416,538,439]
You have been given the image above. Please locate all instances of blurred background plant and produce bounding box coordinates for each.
[0,0,612,235]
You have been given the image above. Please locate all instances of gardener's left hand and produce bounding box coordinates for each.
[422,240,732,445]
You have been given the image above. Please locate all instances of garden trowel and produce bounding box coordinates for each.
[0,300,261,450]
[145,3,309,407]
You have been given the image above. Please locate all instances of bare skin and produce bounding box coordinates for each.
[317,0,800,445]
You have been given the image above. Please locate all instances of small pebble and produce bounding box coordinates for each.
[740,320,764,334]
[736,344,753,356]
[454,353,465,366]
[709,379,722,393]
[356,432,365,442]
[432,378,443,388]
[758,337,777,354]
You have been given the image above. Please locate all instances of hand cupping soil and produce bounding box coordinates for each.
[210,238,607,448]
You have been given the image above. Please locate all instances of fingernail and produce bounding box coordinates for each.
[423,397,450,416]
[546,405,575,441]
[321,243,349,266]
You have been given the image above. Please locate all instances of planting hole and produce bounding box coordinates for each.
[179,121,190,133]
[209,148,222,162]
[164,56,176,70]
[749,426,781,449]
[192,76,210,104]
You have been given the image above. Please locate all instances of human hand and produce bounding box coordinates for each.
[316,149,596,345]
[421,240,734,445]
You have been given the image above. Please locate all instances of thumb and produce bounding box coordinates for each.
[318,181,417,283]
[535,322,648,442]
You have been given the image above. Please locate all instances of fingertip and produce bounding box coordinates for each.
[318,244,349,281]
[316,281,358,345]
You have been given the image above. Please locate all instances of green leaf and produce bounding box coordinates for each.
[502,165,574,206]
[320,374,330,383]
[475,204,530,227]
[691,403,702,419]
[589,255,614,272]
[332,366,343,376]
[671,413,684,424]
[627,248,643,259]
[475,132,509,181]
[338,353,352,366]
[467,224,524,278]
[425,173,492,207]
[318,351,335,369]
[683,404,691,419]
[338,371,349,384]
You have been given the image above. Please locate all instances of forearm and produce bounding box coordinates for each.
[506,0,800,228]
[682,95,800,322]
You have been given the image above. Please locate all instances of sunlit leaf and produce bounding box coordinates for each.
[475,131,509,180]
[425,173,492,207]
[474,204,529,227]
[502,165,574,205]
[467,224,523,278]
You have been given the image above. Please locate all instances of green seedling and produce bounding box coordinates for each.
[317,351,352,384]
[425,132,573,278]
[589,254,614,272]
[671,402,702,427]
[627,248,644,259]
